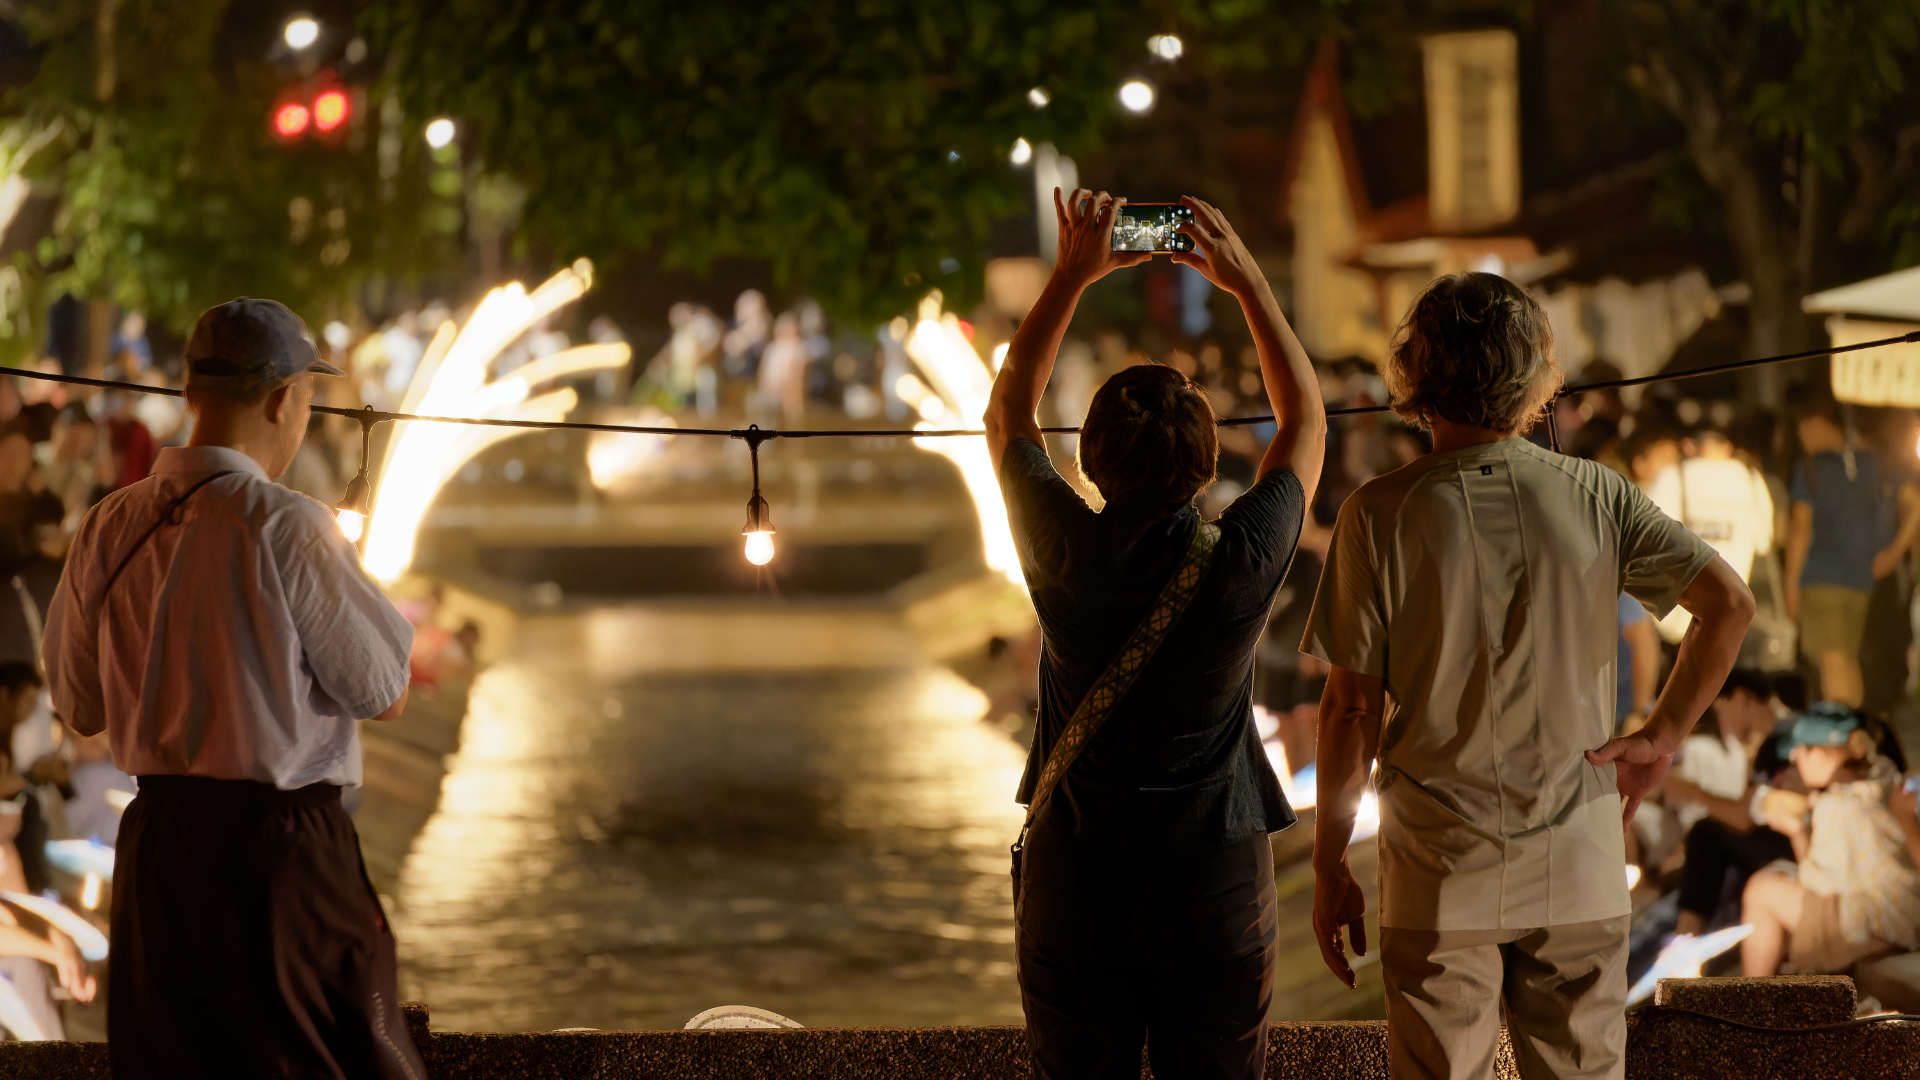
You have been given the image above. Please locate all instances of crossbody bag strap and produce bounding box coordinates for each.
[95,470,239,606]
[1015,517,1221,851]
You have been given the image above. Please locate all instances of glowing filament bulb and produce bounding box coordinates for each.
[336,508,366,543]
[744,530,776,567]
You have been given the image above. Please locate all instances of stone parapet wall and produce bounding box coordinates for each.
[3,977,1915,1078]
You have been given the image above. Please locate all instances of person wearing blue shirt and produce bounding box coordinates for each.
[1784,398,1897,707]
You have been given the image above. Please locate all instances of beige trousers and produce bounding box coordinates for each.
[1379,916,1630,1080]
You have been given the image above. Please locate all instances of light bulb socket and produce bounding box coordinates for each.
[742,492,775,536]
[336,470,371,517]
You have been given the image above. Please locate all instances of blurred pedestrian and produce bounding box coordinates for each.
[1785,398,1894,707]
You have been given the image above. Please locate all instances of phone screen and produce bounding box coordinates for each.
[1111,203,1195,253]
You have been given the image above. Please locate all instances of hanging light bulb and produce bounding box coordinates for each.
[335,408,377,545]
[743,501,776,567]
[738,425,776,568]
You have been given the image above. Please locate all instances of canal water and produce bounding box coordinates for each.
[376,594,1386,1032]
[384,603,1033,1032]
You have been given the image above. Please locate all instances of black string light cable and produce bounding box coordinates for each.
[7,328,1918,566]
[11,329,1917,441]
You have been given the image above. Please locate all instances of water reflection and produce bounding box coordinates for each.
[391,605,1028,1032]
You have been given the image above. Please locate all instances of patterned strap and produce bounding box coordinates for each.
[1017,518,1221,846]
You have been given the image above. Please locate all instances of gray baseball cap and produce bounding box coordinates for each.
[184,298,343,391]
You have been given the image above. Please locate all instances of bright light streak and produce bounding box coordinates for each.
[1010,137,1033,166]
[585,414,675,493]
[743,530,776,567]
[990,342,1009,372]
[1119,80,1156,113]
[80,872,101,911]
[1027,86,1050,108]
[336,508,366,543]
[424,117,456,149]
[1627,925,1755,1006]
[283,15,320,50]
[1148,34,1184,60]
[362,262,627,583]
[1626,864,1643,891]
[902,292,1022,587]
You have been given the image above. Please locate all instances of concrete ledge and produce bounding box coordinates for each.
[1626,1006,1920,1080]
[1655,975,1857,1028]
[8,978,1916,1078]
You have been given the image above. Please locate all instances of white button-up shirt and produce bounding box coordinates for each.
[42,445,411,790]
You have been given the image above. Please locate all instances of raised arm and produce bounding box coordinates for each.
[1172,196,1326,505]
[984,187,1149,469]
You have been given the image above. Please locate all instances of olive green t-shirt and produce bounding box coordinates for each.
[1301,438,1716,931]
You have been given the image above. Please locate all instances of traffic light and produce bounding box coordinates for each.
[313,90,349,132]
[274,102,311,138]
[271,79,354,141]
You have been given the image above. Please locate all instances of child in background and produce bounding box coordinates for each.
[1740,704,1920,976]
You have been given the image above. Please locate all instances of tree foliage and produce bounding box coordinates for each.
[0,0,457,356]
[1621,0,1920,355]
[367,0,1198,324]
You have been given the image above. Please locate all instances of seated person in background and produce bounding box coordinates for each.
[1668,670,1792,936]
[409,619,482,693]
[1740,704,1920,976]
[37,406,110,533]
[0,749,96,1040]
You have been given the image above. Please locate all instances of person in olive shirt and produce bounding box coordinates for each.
[985,189,1325,1080]
[1302,272,1755,1080]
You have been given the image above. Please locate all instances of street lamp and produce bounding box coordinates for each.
[283,15,320,51]
[424,117,456,149]
[1118,80,1156,113]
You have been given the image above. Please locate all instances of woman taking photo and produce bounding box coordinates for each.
[984,189,1325,1080]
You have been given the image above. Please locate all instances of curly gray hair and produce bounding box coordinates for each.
[1386,272,1561,436]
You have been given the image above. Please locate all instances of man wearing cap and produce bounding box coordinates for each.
[42,299,426,1078]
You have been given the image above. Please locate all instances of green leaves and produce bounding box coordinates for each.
[368,0,1166,324]
[1,0,458,336]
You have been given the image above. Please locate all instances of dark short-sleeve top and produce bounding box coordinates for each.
[997,438,1302,849]
[1791,450,1895,592]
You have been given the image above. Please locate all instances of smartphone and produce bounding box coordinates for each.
[1111,203,1195,253]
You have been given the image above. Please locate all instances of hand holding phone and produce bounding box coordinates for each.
[1052,188,1152,288]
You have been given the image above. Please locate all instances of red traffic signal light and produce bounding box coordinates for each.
[313,90,349,132]
[274,103,311,138]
